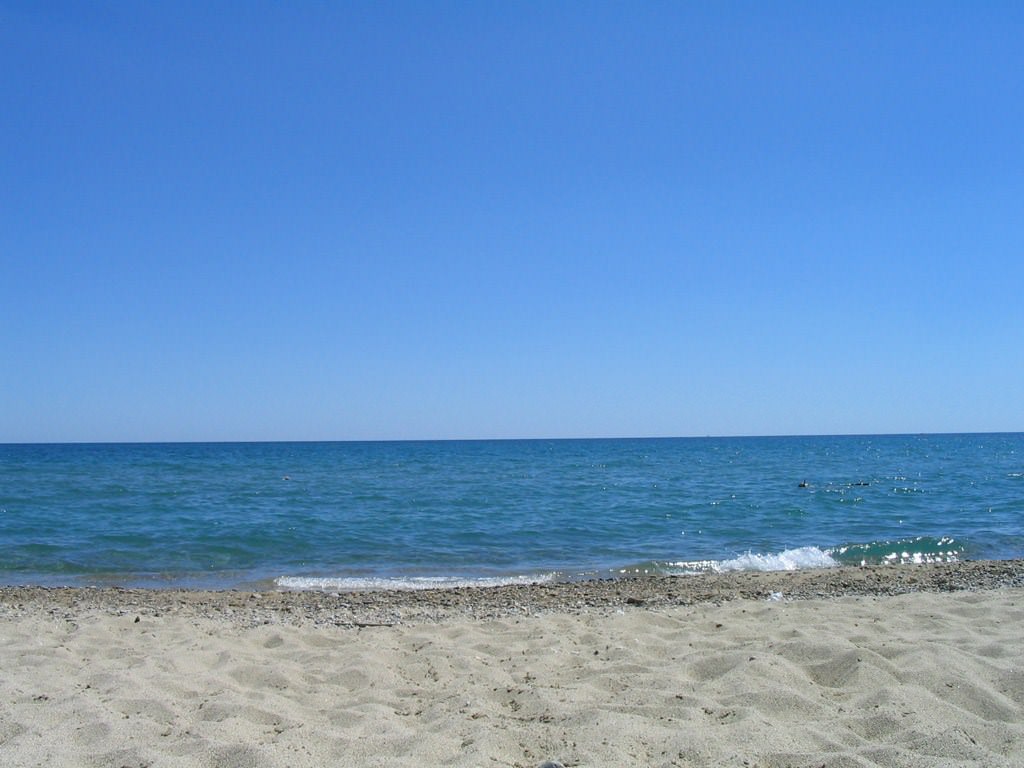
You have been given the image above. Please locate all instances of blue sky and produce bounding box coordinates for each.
[2,1,1022,442]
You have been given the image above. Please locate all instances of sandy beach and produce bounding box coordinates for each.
[2,562,1023,767]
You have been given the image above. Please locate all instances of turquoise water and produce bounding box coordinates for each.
[0,434,1021,589]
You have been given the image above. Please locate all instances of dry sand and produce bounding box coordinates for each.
[2,562,1024,767]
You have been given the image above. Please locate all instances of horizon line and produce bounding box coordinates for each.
[3,430,1022,447]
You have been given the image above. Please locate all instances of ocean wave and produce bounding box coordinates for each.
[830,536,963,566]
[667,537,965,575]
[274,573,557,591]
[719,546,840,571]
[667,546,839,574]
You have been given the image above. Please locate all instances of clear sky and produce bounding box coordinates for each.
[2,1,1022,442]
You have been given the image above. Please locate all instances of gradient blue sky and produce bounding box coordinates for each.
[3,1,1022,442]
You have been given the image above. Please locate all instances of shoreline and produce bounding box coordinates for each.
[3,559,1023,627]
[3,560,1023,766]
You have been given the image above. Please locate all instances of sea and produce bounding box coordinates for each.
[0,434,1021,591]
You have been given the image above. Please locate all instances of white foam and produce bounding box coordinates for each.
[275,573,557,591]
[666,559,720,575]
[716,546,839,572]
[667,546,839,575]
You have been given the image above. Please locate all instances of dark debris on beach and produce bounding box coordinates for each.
[2,560,1023,629]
